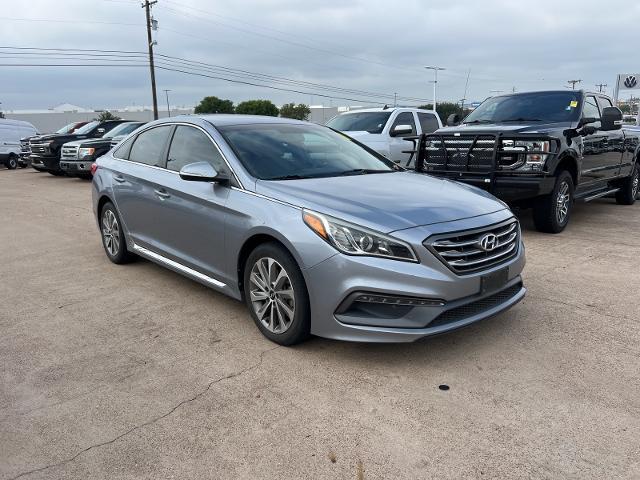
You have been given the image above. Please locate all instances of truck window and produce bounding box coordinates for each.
[582,96,601,128]
[417,113,439,134]
[390,112,416,136]
[598,97,613,110]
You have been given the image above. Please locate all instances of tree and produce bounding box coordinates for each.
[619,103,632,114]
[96,111,121,121]
[194,96,235,114]
[418,102,470,125]
[279,103,311,121]
[235,99,279,117]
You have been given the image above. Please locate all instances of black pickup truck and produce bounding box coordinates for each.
[29,120,128,175]
[407,90,640,233]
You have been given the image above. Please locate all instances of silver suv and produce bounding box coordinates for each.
[92,115,526,345]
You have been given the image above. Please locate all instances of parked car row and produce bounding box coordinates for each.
[329,90,640,233]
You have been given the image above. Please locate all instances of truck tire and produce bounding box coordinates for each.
[533,170,574,234]
[6,154,18,170]
[615,163,638,205]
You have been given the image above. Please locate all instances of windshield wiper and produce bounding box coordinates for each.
[266,174,311,180]
[335,169,395,176]
[499,118,543,122]
[463,119,493,124]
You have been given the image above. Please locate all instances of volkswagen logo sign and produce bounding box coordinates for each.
[624,75,637,88]
[479,233,499,251]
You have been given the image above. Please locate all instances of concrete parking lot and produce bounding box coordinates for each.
[1,168,639,479]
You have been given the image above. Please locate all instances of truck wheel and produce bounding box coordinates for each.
[615,163,638,205]
[6,154,18,170]
[533,170,574,233]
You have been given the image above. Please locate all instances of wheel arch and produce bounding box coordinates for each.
[552,153,579,185]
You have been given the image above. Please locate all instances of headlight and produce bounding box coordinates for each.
[302,210,418,262]
[78,147,95,159]
[500,140,550,171]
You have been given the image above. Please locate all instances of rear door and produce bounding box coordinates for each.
[110,125,174,253]
[150,124,231,281]
[388,111,417,164]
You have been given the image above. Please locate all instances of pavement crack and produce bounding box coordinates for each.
[6,345,280,480]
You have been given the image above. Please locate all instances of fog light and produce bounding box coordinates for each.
[354,293,444,307]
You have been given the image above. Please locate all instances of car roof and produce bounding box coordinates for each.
[183,114,309,127]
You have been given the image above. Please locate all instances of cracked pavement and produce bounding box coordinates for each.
[1,169,639,479]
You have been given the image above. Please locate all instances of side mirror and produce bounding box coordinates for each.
[179,161,228,183]
[601,106,623,131]
[447,113,461,126]
[390,124,413,137]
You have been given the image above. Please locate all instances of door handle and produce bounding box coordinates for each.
[154,189,171,199]
[114,175,125,183]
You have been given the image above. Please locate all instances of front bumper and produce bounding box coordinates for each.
[303,211,526,342]
[60,159,93,175]
[30,155,62,172]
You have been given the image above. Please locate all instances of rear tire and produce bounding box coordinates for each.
[243,242,311,345]
[615,163,639,205]
[533,170,574,233]
[6,154,18,170]
[100,202,135,264]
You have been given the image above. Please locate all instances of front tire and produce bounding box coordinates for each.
[6,154,18,170]
[243,242,311,345]
[533,170,574,233]
[100,202,135,264]
[615,163,639,205]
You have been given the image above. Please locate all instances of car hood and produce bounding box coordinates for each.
[437,121,574,135]
[30,133,92,143]
[255,171,507,233]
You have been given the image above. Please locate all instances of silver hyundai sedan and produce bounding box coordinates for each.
[92,115,526,345]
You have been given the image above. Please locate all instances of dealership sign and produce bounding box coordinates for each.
[619,74,639,89]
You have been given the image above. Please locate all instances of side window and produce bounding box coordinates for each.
[582,96,601,128]
[390,112,416,136]
[417,113,440,134]
[167,126,226,173]
[598,97,613,112]
[128,126,172,167]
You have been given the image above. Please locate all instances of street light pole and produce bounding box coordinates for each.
[163,89,171,117]
[425,66,446,112]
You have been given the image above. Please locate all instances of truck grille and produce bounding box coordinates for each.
[61,145,79,160]
[30,143,48,155]
[425,219,520,274]
[423,135,496,171]
[20,139,31,154]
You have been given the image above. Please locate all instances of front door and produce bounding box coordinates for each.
[388,111,417,164]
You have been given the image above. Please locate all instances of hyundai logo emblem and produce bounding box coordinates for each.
[624,75,637,88]
[479,233,499,251]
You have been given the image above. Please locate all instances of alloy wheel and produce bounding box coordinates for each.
[102,210,120,257]
[556,181,570,225]
[249,257,295,334]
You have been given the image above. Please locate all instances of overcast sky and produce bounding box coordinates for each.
[1,0,638,110]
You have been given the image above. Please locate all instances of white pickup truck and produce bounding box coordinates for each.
[326,107,442,164]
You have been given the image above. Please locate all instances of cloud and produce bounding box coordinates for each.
[1,0,638,110]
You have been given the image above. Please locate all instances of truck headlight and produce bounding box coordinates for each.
[303,210,418,262]
[500,140,550,171]
[78,147,95,159]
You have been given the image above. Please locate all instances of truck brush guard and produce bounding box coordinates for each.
[402,132,560,192]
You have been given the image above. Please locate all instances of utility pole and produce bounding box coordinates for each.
[596,83,607,93]
[567,79,582,90]
[425,66,446,112]
[393,93,397,107]
[163,89,171,117]
[143,0,158,120]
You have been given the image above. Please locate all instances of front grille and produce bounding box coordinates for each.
[425,218,520,274]
[30,143,48,155]
[61,145,78,160]
[428,283,522,328]
[423,135,496,171]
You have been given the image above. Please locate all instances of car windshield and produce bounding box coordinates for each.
[218,123,397,180]
[326,112,392,134]
[463,92,582,124]
[103,122,143,138]
[56,123,79,134]
[73,121,100,135]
